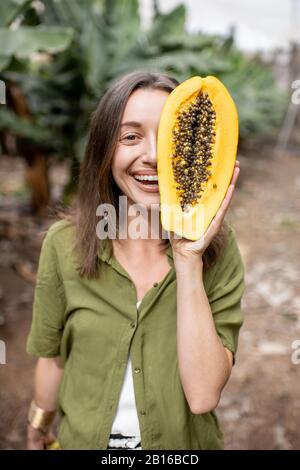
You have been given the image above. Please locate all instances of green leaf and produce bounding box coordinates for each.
[0,106,52,142]
[42,0,102,29]
[147,4,186,44]
[0,0,33,27]
[158,33,222,52]
[0,26,74,57]
[0,56,11,72]
[80,18,107,94]
[104,0,140,66]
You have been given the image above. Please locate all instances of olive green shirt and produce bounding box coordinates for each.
[26,219,245,450]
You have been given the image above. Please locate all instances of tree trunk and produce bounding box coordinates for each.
[8,84,50,215]
[23,151,50,216]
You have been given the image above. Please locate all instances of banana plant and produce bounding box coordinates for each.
[0,0,74,213]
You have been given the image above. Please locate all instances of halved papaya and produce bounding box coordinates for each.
[157,76,238,240]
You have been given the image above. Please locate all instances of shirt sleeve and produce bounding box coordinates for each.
[26,227,65,357]
[207,225,245,365]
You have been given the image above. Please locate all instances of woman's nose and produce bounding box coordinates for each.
[141,135,157,164]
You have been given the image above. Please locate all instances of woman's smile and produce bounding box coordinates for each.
[130,171,159,193]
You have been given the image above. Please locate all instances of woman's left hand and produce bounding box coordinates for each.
[169,160,240,260]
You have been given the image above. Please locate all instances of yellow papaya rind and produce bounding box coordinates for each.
[157,75,238,240]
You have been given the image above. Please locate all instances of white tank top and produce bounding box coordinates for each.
[110,300,142,438]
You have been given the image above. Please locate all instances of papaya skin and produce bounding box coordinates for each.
[157,76,238,240]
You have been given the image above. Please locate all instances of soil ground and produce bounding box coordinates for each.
[0,147,299,449]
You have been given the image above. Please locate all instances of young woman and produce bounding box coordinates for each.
[26,71,245,450]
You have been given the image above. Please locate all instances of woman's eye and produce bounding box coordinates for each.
[124,134,137,141]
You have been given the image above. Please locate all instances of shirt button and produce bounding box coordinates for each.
[134,367,141,374]
[130,322,136,329]
[140,410,146,416]
[153,282,158,287]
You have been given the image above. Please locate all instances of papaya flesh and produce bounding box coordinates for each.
[157,76,238,240]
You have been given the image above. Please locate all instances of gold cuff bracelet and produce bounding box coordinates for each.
[27,400,57,433]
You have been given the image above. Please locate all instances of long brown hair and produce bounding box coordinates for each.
[56,71,228,278]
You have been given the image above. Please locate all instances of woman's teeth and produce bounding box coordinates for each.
[134,175,158,182]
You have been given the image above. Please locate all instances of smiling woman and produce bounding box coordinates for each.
[26,71,245,450]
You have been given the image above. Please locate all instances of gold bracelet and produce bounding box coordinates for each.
[27,400,57,433]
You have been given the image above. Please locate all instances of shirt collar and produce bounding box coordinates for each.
[97,238,113,264]
[165,242,173,260]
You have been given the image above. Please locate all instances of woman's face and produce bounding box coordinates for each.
[111,88,169,208]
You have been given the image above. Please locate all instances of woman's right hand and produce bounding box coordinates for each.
[26,423,57,450]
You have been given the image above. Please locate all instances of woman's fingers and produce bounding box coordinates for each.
[218,182,236,220]
[230,165,240,187]
[204,174,237,240]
